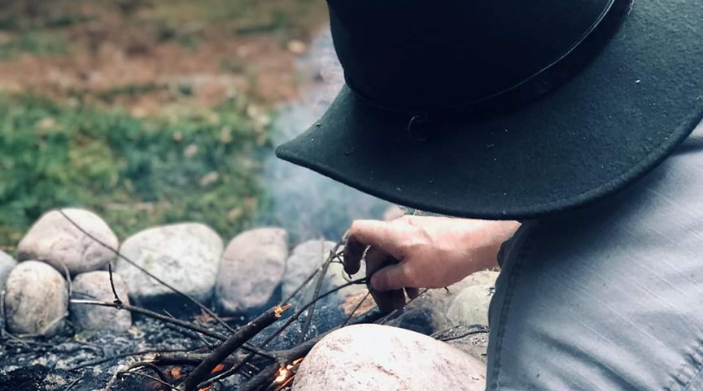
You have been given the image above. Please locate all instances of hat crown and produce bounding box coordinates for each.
[328,0,614,112]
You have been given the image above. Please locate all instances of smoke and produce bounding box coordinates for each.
[259,30,389,242]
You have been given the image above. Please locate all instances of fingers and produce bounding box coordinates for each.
[343,219,405,276]
[342,234,366,275]
[370,262,416,292]
[348,220,405,258]
[405,287,420,300]
[365,246,406,313]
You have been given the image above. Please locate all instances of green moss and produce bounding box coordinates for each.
[0,94,272,246]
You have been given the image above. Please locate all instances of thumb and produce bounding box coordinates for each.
[371,263,415,292]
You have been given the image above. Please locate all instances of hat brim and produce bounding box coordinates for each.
[275,0,703,220]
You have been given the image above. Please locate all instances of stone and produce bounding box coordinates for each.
[215,228,288,315]
[385,307,449,336]
[18,209,118,275]
[115,223,223,308]
[70,271,132,332]
[292,324,486,391]
[443,326,491,362]
[283,240,365,304]
[406,270,499,318]
[0,250,17,291]
[5,261,68,336]
[282,240,336,300]
[446,284,496,326]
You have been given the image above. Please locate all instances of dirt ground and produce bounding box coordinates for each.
[0,0,328,115]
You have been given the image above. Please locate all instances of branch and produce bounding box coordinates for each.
[58,209,236,334]
[69,299,273,360]
[195,278,371,389]
[298,242,342,344]
[238,364,280,391]
[179,304,291,391]
[107,263,122,305]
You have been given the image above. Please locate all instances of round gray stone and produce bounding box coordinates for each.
[17,209,118,275]
[70,271,132,332]
[5,261,68,337]
[115,223,223,306]
[0,250,17,292]
[446,284,496,326]
[292,324,486,391]
[215,228,288,315]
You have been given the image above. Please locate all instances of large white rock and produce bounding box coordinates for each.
[115,223,223,306]
[17,209,118,275]
[5,261,68,336]
[446,284,495,326]
[0,250,17,291]
[293,324,486,391]
[70,271,132,332]
[215,228,288,315]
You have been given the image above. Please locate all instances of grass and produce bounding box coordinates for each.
[0,30,69,60]
[0,94,272,247]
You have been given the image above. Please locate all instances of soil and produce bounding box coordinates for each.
[0,0,328,115]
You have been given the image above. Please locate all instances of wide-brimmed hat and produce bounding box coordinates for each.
[276,0,703,220]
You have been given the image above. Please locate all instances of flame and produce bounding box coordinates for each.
[275,367,289,383]
[274,304,292,318]
[198,386,214,391]
[210,363,226,373]
[274,359,304,384]
[169,366,182,379]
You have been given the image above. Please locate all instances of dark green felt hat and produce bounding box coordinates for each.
[276,0,703,220]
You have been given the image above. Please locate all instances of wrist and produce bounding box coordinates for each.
[471,220,521,270]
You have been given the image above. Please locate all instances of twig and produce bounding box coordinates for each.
[342,291,371,327]
[58,209,236,334]
[107,263,122,305]
[179,304,291,391]
[69,348,194,371]
[378,288,429,325]
[431,324,490,342]
[71,299,228,340]
[238,364,280,391]
[280,267,319,306]
[196,278,369,389]
[298,241,342,344]
[105,361,172,390]
[68,299,273,360]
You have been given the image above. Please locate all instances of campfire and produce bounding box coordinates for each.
[0,207,491,391]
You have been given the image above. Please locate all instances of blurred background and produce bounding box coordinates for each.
[0,0,391,248]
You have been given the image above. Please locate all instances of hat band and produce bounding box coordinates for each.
[345,0,633,123]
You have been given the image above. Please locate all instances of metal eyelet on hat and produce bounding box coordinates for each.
[407,113,429,141]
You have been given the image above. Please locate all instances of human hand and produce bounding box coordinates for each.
[343,215,520,312]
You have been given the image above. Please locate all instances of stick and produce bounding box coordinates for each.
[431,324,490,342]
[342,291,371,327]
[69,348,195,371]
[179,305,291,391]
[238,364,280,391]
[105,361,171,390]
[58,209,236,334]
[71,299,228,340]
[196,278,369,389]
[107,263,122,305]
[298,242,342,344]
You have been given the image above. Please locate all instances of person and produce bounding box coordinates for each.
[276,0,703,389]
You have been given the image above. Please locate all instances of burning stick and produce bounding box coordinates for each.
[178,304,292,391]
